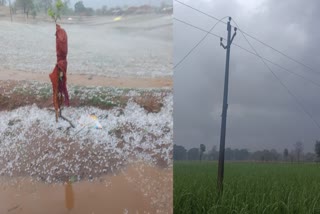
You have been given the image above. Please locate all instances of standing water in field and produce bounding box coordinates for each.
[0,163,172,214]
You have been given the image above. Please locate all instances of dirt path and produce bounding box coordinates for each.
[0,70,172,89]
[0,164,173,214]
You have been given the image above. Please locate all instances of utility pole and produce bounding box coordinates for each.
[217,17,237,194]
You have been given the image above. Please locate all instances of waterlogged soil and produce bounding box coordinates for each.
[0,79,173,213]
[0,80,171,112]
[0,15,172,78]
[0,70,172,89]
[0,163,173,214]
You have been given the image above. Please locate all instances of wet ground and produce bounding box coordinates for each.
[0,163,173,214]
[0,81,173,213]
[0,9,173,214]
[0,14,172,78]
[0,70,172,89]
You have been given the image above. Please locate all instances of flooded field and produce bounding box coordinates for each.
[0,6,173,214]
[0,163,172,214]
[0,14,172,78]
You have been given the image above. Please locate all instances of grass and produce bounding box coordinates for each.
[174,161,320,214]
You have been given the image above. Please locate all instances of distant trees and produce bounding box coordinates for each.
[74,1,85,14]
[236,149,250,160]
[225,148,250,161]
[173,145,187,161]
[102,5,108,15]
[294,141,303,162]
[15,0,34,18]
[199,144,206,161]
[6,0,76,21]
[74,1,93,16]
[207,146,218,160]
[315,141,320,162]
[304,152,316,162]
[0,0,6,6]
[59,0,73,16]
[187,148,199,161]
[251,149,279,162]
[35,0,52,13]
[283,148,289,161]
[173,143,317,163]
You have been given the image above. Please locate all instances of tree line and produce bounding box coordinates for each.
[4,0,73,19]
[2,0,172,20]
[174,141,320,163]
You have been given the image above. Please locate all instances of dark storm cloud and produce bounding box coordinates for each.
[174,0,320,152]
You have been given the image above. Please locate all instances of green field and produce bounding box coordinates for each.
[174,161,320,214]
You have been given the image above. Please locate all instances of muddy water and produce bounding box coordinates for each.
[0,70,172,89]
[0,164,173,214]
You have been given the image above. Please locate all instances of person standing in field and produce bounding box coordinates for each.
[49,24,70,122]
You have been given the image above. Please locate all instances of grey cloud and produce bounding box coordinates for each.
[174,0,320,152]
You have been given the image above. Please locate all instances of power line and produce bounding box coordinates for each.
[231,18,320,130]
[175,16,320,130]
[240,30,315,73]
[174,0,228,25]
[174,16,228,69]
[174,0,316,73]
[174,18,221,39]
[232,44,320,88]
[174,18,320,89]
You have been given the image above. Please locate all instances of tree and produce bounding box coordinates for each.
[250,149,280,162]
[225,148,234,160]
[283,148,289,161]
[37,0,53,14]
[31,8,37,18]
[102,5,107,15]
[15,0,34,18]
[294,141,303,162]
[8,0,12,22]
[59,0,72,15]
[0,0,6,6]
[234,149,250,160]
[289,150,295,163]
[173,144,187,161]
[199,144,206,162]
[74,1,85,14]
[84,7,94,16]
[48,0,63,23]
[207,145,218,160]
[187,148,199,161]
[315,141,320,162]
[304,152,316,162]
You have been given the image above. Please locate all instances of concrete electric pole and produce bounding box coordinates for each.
[217,17,237,194]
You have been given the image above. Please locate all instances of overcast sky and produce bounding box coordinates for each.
[69,0,172,9]
[174,0,320,152]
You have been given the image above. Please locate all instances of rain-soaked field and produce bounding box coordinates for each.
[0,79,173,213]
[0,10,173,213]
[0,14,172,78]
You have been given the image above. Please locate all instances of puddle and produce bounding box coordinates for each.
[0,163,172,214]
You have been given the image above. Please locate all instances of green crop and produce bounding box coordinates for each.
[174,161,320,214]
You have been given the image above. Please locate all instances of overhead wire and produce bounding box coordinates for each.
[174,18,320,89]
[231,18,320,130]
[174,0,317,74]
[174,16,228,69]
